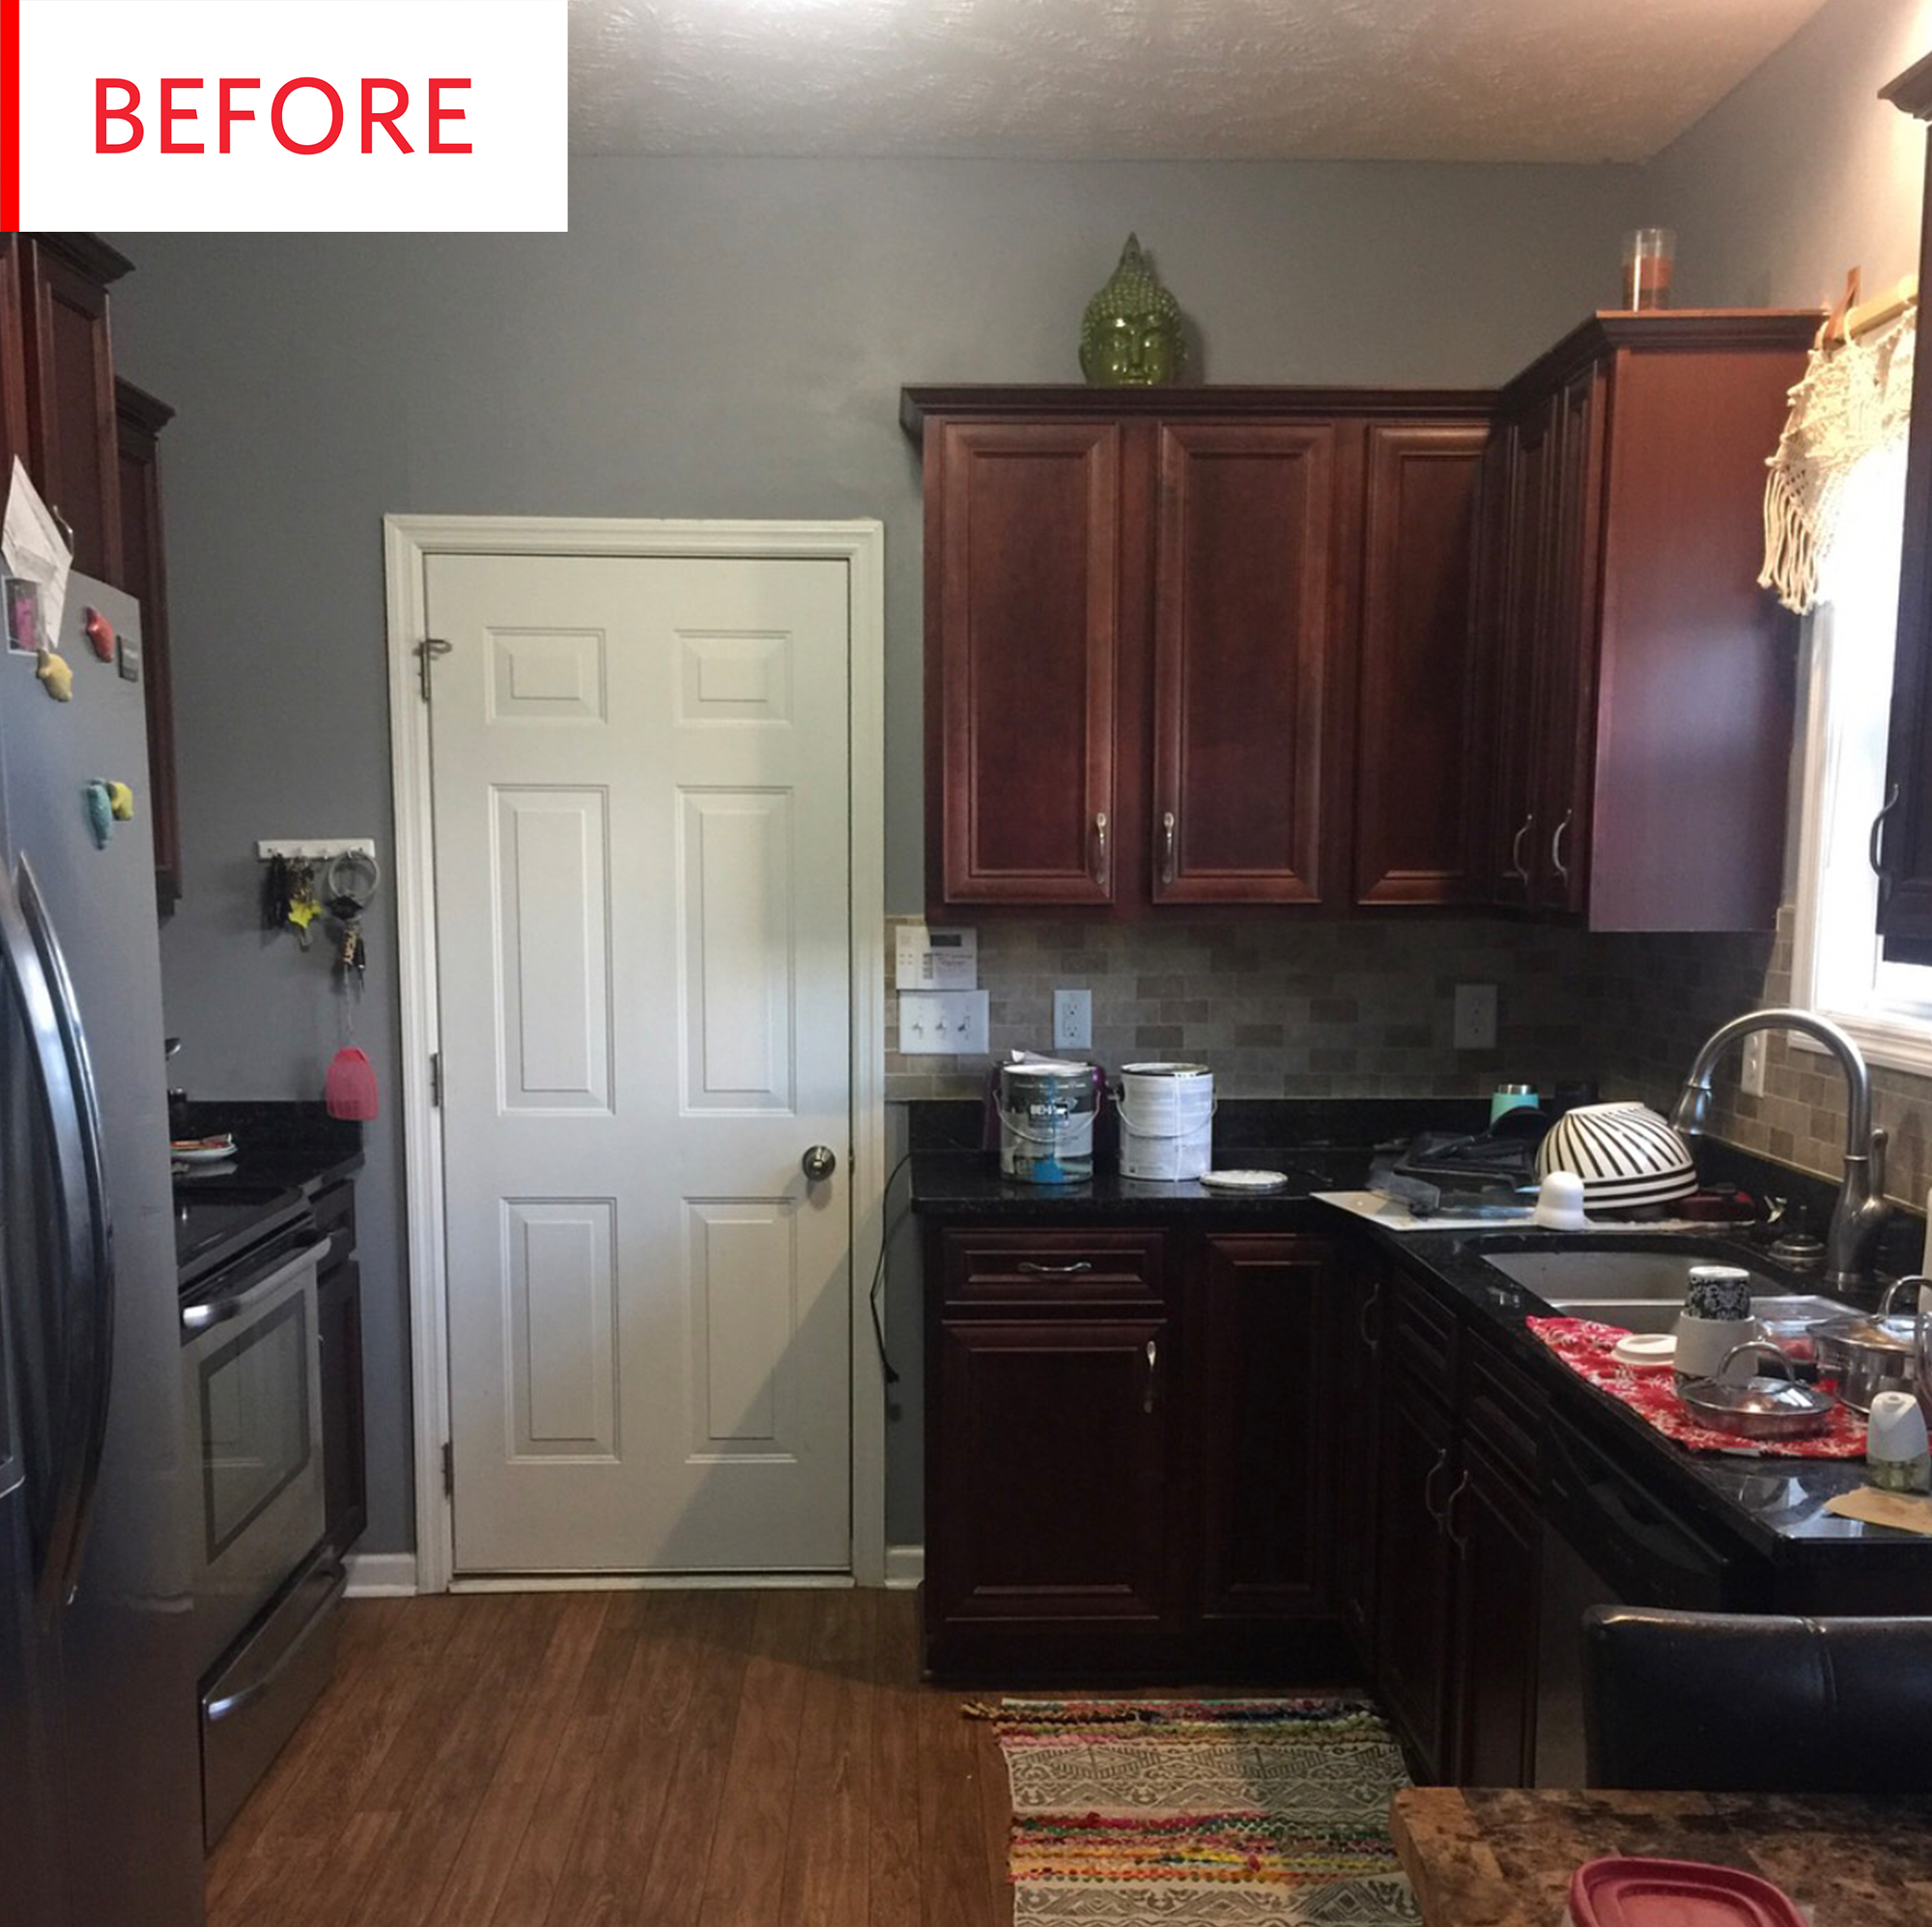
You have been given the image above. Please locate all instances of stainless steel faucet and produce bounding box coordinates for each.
[1669,1007,1889,1290]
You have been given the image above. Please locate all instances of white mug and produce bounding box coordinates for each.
[1673,1311,1762,1383]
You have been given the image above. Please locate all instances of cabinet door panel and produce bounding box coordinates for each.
[1334,1267,1385,1667]
[927,1317,1174,1631]
[20,239,124,582]
[1376,1381,1455,1782]
[1355,424,1487,904]
[1491,398,1557,906]
[1195,1235,1336,1623]
[0,241,28,492]
[928,421,1122,904]
[1532,366,1605,915]
[1151,422,1336,903]
[1449,1438,1541,1788]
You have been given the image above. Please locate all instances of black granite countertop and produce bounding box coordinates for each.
[907,1104,1932,1579]
[172,1100,365,1281]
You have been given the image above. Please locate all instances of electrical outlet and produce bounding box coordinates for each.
[897,990,989,1055]
[1741,1032,1768,1097]
[1453,982,1498,1051]
[1053,988,1093,1052]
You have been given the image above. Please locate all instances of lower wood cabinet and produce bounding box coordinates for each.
[923,1222,1350,1676]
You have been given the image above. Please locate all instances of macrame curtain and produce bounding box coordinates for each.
[1759,305,1916,614]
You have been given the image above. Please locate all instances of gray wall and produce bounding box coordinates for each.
[106,0,1921,1556]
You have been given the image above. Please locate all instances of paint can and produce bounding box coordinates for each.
[997,1060,1097,1184]
[1117,1062,1215,1181]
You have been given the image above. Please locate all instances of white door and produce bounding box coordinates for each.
[428,552,853,1573]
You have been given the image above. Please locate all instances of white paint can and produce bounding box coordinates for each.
[1117,1062,1215,1180]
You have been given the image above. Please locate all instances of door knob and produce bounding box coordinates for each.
[802,1146,837,1182]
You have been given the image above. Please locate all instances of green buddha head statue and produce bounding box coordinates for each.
[1079,235,1185,387]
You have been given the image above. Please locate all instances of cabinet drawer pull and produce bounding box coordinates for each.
[1144,1337,1158,1414]
[1550,809,1573,882]
[1423,1446,1451,1525]
[1507,812,1535,885]
[1160,809,1177,886]
[1015,1260,1094,1278]
[1093,811,1110,890]
[1444,1469,1473,1549]
[1359,1280,1383,1350]
[1870,782,1901,901]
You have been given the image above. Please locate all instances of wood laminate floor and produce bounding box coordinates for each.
[205,1588,1018,1927]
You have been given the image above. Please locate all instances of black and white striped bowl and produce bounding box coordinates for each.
[1535,1101,1696,1205]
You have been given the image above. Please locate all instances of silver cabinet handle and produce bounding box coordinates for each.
[1016,1260,1093,1278]
[1358,1279,1382,1350]
[1444,1470,1473,1549]
[801,1145,837,1182]
[1143,1337,1158,1414]
[1423,1446,1451,1525]
[1871,781,1902,900]
[1550,810,1574,882]
[1093,811,1110,890]
[1507,812,1535,885]
[1160,809,1177,886]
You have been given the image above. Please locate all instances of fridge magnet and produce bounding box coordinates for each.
[83,780,114,847]
[35,647,73,701]
[106,779,134,821]
[84,606,117,664]
[1079,234,1186,387]
[4,575,43,653]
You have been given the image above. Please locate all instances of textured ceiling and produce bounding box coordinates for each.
[569,0,1833,163]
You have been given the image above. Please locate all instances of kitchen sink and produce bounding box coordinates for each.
[1478,1250,1855,1337]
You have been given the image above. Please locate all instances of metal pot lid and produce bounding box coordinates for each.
[1121,1062,1211,1078]
[1680,1374,1836,1425]
[1814,1312,1918,1355]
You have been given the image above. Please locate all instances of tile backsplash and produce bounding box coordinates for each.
[884,907,1932,1205]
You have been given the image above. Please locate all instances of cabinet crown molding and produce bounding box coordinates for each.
[900,383,1495,439]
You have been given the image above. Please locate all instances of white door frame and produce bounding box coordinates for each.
[384,514,889,1595]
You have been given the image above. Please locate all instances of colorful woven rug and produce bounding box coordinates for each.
[973,1698,1419,1925]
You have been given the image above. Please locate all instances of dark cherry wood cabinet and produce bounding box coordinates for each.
[905,387,1493,915]
[1875,56,1932,960]
[1447,1433,1542,1786]
[923,419,1130,905]
[115,379,183,909]
[1481,314,1814,929]
[0,241,29,493]
[312,1181,368,1558]
[1352,423,1489,905]
[1193,1234,1338,1629]
[16,235,132,583]
[923,1219,1356,1677]
[1151,423,1341,905]
[1332,1263,1386,1670]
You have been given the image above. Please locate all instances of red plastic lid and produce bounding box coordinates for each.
[1568,1857,1807,1927]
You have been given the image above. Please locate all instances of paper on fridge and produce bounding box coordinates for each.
[3,459,73,647]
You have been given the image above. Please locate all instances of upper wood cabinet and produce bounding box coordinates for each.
[1480,314,1815,930]
[14,234,133,583]
[1875,56,1932,961]
[906,387,1492,915]
[116,380,183,909]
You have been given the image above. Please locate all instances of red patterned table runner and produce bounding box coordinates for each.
[1526,1316,1867,1459]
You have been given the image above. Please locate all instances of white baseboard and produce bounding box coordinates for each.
[884,1543,924,1590]
[343,1551,419,1598]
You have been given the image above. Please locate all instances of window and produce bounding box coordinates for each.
[1790,434,1932,1067]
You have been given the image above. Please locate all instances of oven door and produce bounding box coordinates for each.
[181,1238,326,1667]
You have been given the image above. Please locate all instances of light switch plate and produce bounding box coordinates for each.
[898,989,989,1055]
[1453,982,1498,1051]
[1741,1032,1768,1097]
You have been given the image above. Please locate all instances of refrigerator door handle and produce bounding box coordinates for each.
[15,858,114,1609]
[0,857,104,1618]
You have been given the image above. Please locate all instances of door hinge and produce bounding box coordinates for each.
[441,1440,454,1497]
[415,636,452,701]
[429,1050,441,1107]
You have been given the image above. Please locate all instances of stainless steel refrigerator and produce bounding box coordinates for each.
[0,576,205,1926]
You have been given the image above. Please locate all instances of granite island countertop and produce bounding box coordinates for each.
[1391,1785,1932,1927]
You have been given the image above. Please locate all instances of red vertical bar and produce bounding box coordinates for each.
[1,0,19,232]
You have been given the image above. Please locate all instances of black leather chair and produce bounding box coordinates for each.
[1582,1605,1932,1792]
